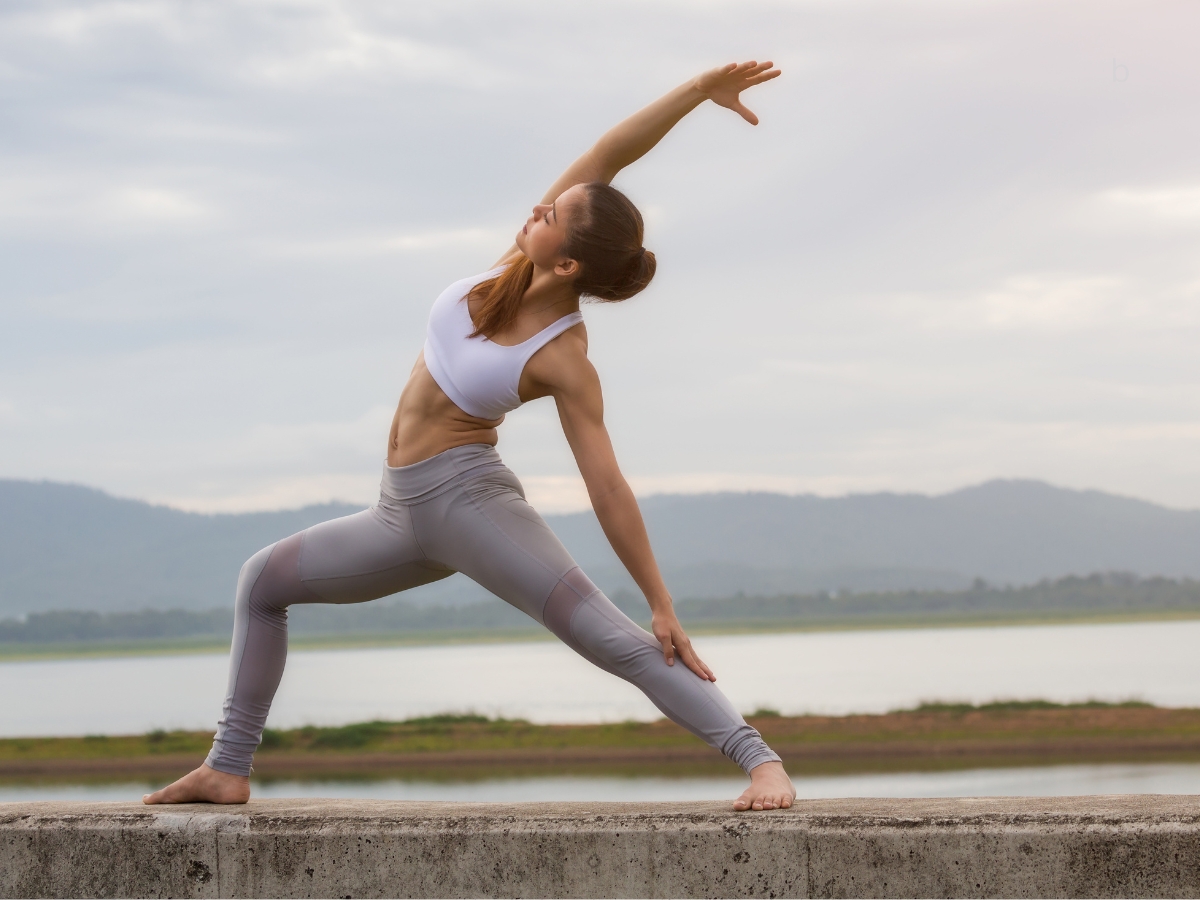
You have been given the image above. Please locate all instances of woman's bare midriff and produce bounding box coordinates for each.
[387,353,502,468]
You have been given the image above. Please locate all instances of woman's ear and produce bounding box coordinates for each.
[554,258,580,278]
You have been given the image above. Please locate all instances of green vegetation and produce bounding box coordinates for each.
[675,573,1200,624]
[3,573,1199,660]
[5,701,1200,784]
[910,699,1154,715]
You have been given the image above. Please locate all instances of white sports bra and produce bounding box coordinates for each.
[423,268,584,420]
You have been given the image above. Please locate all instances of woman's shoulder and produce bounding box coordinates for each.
[523,318,591,385]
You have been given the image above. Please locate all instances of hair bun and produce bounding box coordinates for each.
[564,183,657,303]
[630,247,656,296]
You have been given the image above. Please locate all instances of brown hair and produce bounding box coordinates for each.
[468,183,656,338]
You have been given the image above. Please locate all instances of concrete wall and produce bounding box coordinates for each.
[2,796,1199,898]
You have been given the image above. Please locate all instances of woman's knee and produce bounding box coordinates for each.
[235,543,277,609]
[247,533,313,614]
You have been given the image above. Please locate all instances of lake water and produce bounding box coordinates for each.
[2,619,1198,737]
[4,763,1200,804]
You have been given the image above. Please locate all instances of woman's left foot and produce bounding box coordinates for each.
[142,762,250,805]
[733,760,796,811]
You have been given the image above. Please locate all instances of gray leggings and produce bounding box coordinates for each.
[206,444,780,776]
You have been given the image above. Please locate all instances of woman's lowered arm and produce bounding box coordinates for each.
[542,340,716,681]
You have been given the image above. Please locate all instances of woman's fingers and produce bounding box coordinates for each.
[674,631,717,681]
[701,59,780,124]
[746,68,782,87]
[659,633,676,666]
[655,616,716,679]
[731,61,773,80]
[732,100,759,125]
[685,649,716,682]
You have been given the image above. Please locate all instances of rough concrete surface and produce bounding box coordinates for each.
[2,796,1199,898]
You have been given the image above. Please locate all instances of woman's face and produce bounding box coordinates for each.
[514,184,584,272]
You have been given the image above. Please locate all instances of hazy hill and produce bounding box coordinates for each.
[0,480,362,616]
[560,480,1200,600]
[2,477,1199,616]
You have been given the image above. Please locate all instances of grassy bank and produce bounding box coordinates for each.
[5,701,1200,783]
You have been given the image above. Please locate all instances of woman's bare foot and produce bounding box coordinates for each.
[142,763,250,805]
[733,760,796,811]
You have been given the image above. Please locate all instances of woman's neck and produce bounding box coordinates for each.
[521,265,580,316]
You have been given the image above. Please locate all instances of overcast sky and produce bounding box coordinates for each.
[2,0,1198,513]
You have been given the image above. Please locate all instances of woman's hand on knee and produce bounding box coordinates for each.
[652,610,717,682]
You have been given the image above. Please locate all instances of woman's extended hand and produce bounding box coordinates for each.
[651,608,717,681]
[694,60,781,126]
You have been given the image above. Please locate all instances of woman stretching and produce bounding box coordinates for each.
[144,61,794,812]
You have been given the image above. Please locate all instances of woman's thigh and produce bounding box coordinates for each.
[296,505,454,605]
[412,470,577,621]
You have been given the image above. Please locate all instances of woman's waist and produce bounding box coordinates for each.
[388,388,502,458]
[380,441,509,503]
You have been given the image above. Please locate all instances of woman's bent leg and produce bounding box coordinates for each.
[206,506,452,776]
[416,470,781,775]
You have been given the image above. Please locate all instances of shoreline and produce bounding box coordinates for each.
[3,608,1199,662]
[8,739,1200,784]
[5,703,1199,783]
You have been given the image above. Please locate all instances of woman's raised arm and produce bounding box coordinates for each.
[544,60,780,198]
[494,61,780,266]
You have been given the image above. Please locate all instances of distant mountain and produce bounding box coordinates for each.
[2,477,1199,616]
[558,480,1200,598]
[0,480,362,616]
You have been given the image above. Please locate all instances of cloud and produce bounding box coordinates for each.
[2,0,1200,514]
[0,172,216,236]
[255,226,510,260]
[877,274,1184,334]
[976,275,1129,331]
[1098,186,1200,221]
[10,1,179,44]
[151,473,381,514]
[222,1,509,90]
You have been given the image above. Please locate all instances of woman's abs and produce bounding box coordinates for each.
[387,354,503,467]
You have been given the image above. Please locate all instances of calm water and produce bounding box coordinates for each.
[4,763,1200,804]
[2,619,1197,737]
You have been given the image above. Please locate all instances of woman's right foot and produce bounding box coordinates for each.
[142,763,250,805]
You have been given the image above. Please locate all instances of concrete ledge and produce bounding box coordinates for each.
[2,796,1199,898]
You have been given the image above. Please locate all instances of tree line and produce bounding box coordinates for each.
[2,573,1198,645]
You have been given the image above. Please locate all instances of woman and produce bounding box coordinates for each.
[145,60,794,812]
